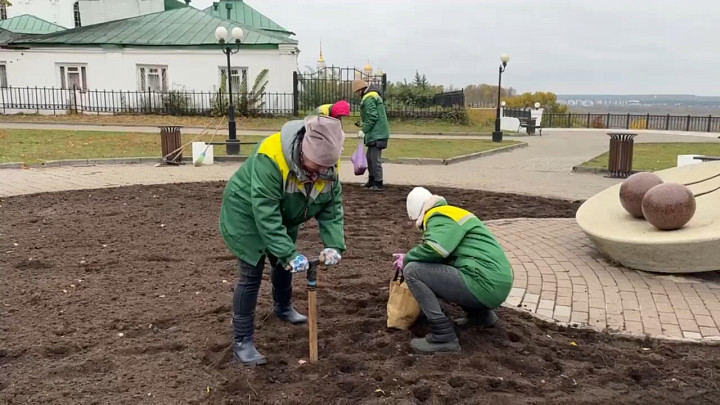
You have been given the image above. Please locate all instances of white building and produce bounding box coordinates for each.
[0,0,299,114]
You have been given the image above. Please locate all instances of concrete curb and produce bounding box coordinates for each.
[0,162,25,169]
[571,165,640,176]
[444,142,528,164]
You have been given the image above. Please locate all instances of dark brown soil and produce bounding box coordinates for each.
[1,182,719,405]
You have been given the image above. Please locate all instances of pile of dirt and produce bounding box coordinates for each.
[1,182,718,404]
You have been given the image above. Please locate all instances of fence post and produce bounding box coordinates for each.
[626,113,630,129]
[686,115,691,132]
[381,73,388,94]
[665,114,670,130]
[587,112,591,128]
[72,84,78,114]
[606,113,610,128]
[148,87,153,114]
[646,113,650,129]
[549,113,553,127]
[292,71,299,117]
[707,115,712,133]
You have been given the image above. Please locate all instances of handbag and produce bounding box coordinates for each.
[386,268,421,330]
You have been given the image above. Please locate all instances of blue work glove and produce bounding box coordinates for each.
[320,248,342,265]
[287,254,310,273]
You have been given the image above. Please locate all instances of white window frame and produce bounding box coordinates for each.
[58,64,88,91]
[0,62,7,88]
[137,65,168,92]
[219,66,247,93]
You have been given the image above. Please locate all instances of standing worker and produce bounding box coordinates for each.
[313,100,351,121]
[393,187,514,354]
[219,115,346,366]
[352,79,390,191]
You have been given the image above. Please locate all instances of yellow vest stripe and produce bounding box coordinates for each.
[423,205,475,229]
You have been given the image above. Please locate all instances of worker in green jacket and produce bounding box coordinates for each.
[219,115,346,366]
[352,79,390,191]
[393,187,514,354]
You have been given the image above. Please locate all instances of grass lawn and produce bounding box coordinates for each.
[0,110,498,134]
[580,142,720,171]
[0,129,519,164]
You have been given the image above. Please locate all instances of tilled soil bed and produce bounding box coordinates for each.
[1,182,719,405]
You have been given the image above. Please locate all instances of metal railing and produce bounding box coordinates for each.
[0,85,466,119]
[543,112,720,133]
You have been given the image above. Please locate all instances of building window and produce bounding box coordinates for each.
[59,65,88,90]
[219,67,247,92]
[0,64,7,88]
[73,1,81,28]
[137,65,168,92]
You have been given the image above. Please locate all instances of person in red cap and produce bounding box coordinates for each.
[313,100,351,120]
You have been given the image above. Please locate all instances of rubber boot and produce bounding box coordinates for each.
[411,316,461,354]
[369,180,384,191]
[364,175,375,188]
[233,335,267,366]
[454,308,498,328]
[272,286,307,324]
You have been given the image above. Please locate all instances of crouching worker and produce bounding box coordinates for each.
[393,187,514,354]
[219,115,346,366]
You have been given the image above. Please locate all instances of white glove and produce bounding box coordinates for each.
[319,248,342,266]
[357,130,365,139]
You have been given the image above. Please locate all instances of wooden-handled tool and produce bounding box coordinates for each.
[306,258,321,364]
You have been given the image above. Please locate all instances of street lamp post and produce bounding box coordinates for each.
[492,53,510,143]
[215,26,244,155]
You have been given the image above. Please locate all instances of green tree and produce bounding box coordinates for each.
[504,91,568,113]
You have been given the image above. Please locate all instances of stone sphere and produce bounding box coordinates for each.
[641,183,696,230]
[619,172,664,218]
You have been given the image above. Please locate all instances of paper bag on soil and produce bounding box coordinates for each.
[387,270,420,330]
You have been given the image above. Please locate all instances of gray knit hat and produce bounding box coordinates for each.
[302,115,345,167]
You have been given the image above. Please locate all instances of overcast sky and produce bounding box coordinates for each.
[192,0,720,96]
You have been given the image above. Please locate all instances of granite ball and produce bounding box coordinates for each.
[619,172,664,218]
[641,182,696,230]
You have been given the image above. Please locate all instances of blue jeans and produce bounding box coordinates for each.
[404,261,487,321]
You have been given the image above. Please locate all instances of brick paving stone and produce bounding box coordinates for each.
[571,311,589,324]
[678,318,701,333]
[662,324,684,338]
[625,321,644,335]
[683,331,703,339]
[700,327,720,338]
[695,315,717,328]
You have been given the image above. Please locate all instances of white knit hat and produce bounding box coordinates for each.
[406,187,433,220]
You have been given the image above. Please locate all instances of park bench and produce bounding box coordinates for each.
[502,108,544,135]
[693,155,720,162]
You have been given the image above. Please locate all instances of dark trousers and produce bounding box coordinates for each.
[366,145,384,182]
[232,255,292,340]
[404,261,488,321]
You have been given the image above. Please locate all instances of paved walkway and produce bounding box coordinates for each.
[2,127,719,342]
[490,218,720,342]
[2,128,714,200]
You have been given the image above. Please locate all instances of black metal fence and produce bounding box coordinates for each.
[0,85,466,119]
[433,90,465,108]
[0,86,295,116]
[542,112,720,133]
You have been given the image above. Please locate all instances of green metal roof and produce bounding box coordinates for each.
[9,7,297,48]
[203,0,294,36]
[0,14,66,34]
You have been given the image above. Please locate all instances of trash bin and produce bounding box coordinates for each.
[607,132,637,178]
[159,126,183,165]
